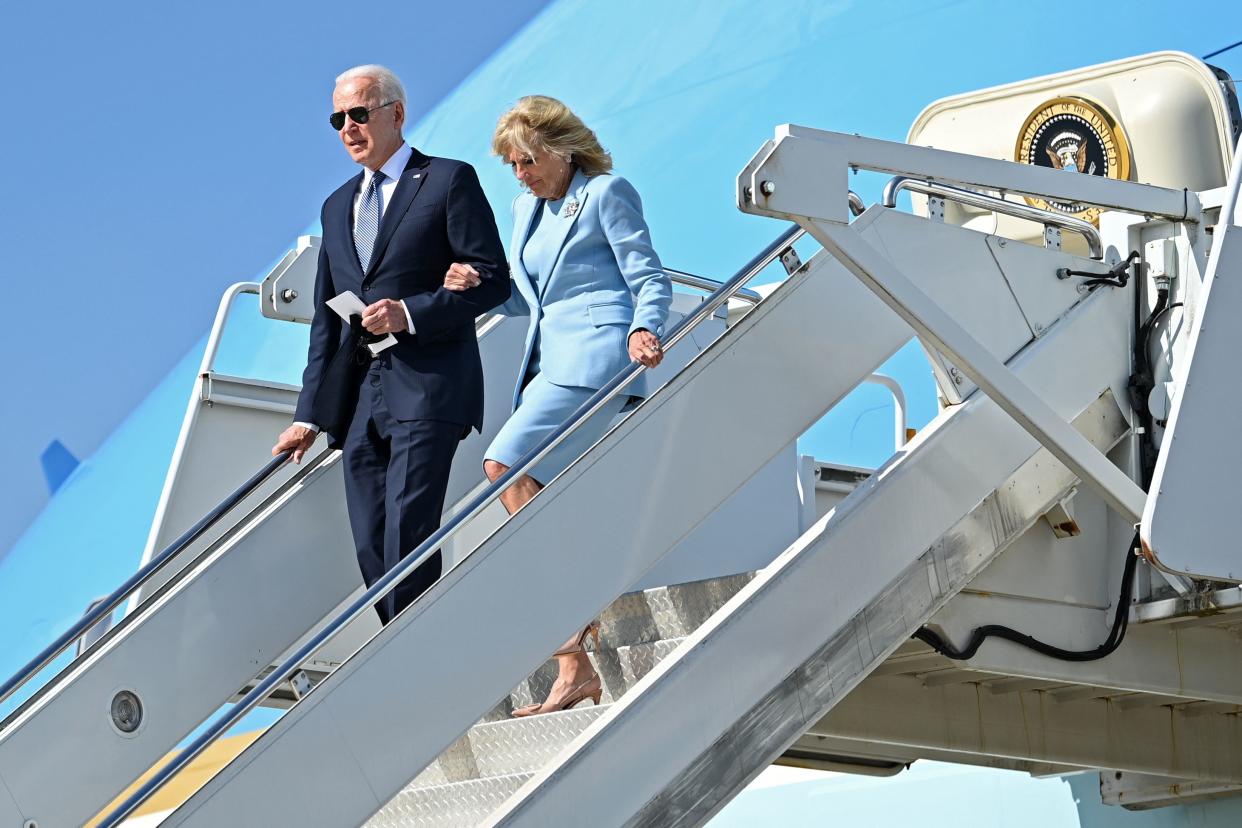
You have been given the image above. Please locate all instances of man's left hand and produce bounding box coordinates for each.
[362,299,407,335]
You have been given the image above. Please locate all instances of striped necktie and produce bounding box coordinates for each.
[355,171,386,272]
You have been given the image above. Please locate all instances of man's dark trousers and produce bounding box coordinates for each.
[343,358,462,625]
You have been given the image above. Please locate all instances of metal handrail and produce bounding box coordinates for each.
[0,450,297,714]
[201,283,261,376]
[664,269,762,306]
[848,191,866,218]
[667,194,862,305]
[476,272,763,334]
[881,176,1104,260]
[97,224,808,828]
[864,374,908,451]
[1,448,339,738]
[130,282,262,600]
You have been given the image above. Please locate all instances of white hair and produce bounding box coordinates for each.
[335,64,406,106]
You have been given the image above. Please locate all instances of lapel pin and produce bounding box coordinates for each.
[564,197,580,218]
[412,173,421,179]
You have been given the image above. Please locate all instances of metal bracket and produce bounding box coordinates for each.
[1043,225,1062,252]
[289,670,313,701]
[779,247,804,276]
[1042,489,1081,538]
[260,235,320,324]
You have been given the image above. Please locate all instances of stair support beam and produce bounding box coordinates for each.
[806,218,1147,525]
[491,292,1131,827]
[808,674,1242,785]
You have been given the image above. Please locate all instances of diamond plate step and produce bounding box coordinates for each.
[498,636,684,717]
[366,772,534,828]
[408,706,609,792]
[373,709,613,827]
[483,571,752,722]
[596,572,753,648]
[417,636,684,791]
[368,573,752,825]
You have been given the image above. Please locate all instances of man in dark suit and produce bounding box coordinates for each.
[273,64,508,624]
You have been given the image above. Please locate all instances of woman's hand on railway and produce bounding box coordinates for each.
[444,262,482,292]
[628,329,664,368]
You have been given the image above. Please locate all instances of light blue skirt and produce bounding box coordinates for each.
[485,372,627,486]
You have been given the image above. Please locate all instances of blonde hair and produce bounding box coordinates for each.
[492,95,613,176]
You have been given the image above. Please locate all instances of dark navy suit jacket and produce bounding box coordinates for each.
[294,148,509,442]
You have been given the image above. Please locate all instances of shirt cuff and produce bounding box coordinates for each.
[293,421,320,433]
[402,300,416,334]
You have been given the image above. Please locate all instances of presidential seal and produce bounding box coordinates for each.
[1014,96,1130,224]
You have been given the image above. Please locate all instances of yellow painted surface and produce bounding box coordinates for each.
[87,730,265,826]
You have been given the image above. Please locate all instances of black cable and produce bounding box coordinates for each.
[1204,38,1242,60]
[1143,301,1184,357]
[913,533,1140,662]
[1130,290,1188,478]
[1057,251,1140,290]
[1127,287,1168,448]
[1143,300,1183,428]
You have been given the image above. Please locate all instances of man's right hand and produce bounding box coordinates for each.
[444,262,482,292]
[273,424,318,464]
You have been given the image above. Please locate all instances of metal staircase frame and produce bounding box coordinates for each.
[149,214,931,826]
[739,127,1189,524]
[485,127,1212,825]
[98,226,822,825]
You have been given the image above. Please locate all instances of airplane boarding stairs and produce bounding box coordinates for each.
[0,259,732,826]
[139,197,1156,827]
[6,57,1239,825]
[4,132,1220,825]
[360,392,1126,827]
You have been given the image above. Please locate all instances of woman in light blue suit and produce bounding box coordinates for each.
[444,95,671,716]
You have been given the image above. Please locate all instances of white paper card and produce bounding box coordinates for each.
[325,291,398,355]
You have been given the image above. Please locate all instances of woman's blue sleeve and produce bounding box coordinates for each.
[597,176,672,339]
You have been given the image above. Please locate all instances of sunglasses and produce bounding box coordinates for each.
[330,100,397,130]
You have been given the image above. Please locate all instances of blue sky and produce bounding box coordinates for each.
[0,0,546,554]
[2,1,1242,825]
[1,1,1239,555]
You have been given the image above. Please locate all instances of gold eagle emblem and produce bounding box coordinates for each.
[1015,96,1130,224]
[1045,142,1089,174]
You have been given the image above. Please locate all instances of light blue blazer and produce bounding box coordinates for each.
[499,169,673,408]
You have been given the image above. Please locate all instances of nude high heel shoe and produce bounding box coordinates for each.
[512,622,602,718]
[552,621,601,658]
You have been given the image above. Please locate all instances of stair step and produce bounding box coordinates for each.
[596,571,753,648]
[409,705,609,791]
[489,636,685,719]
[366,772,534,828]
[370,572,752,825]
[481,570,753,722]
[403,635,684,802]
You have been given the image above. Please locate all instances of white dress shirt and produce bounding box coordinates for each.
[295,145,419,434]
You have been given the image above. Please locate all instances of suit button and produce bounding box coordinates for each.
[362,286,371,293]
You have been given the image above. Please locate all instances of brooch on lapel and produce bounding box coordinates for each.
[563,197,580,218]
